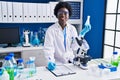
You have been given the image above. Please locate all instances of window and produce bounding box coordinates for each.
[103,0,120,58]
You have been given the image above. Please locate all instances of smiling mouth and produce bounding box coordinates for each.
[59,17,65,20]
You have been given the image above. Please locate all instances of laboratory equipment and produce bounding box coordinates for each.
[111,52,119,67]
[30,31,33,44]
[73,37,91,70]
[9,53,17,76]
[23,30,31,47]
[20,30,25,46]
[0,68,9,80]
[26,57,36,78]
[32,32,40,46]
[2,56,14,80]
[29,57,36,74]
[80,16,91,37]
[17,58,24,79]
[26,61,35,77]
[98,63,117,72]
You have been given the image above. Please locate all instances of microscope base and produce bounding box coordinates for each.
[79,63,88,70]
[23,43,31,47]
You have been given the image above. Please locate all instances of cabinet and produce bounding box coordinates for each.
[21,49,47,67]
[0,46,47,67]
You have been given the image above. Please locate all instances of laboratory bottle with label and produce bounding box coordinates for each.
[17,58,24,74]
[111,51,119,67]
[8,52,17,76]
[0,68,9,80]
[2,56,14,80]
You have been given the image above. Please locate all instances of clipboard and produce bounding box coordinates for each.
[46,65,76,77]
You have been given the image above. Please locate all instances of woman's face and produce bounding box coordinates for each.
[57,8,69,25]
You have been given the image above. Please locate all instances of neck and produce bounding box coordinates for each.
[59,21,67,30]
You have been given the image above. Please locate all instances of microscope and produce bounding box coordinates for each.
[23,30,31,47]
[73,37,92,70]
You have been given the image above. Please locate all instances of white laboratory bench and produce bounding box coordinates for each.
[0,46,43,53]
[0,46,47,67]
[15,59,120,80]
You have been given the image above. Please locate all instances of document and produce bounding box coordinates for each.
[23,3,28,22]
[46,3,51,22]
[7,2,13,22]
[13,2,23,22]
[1,1,8,22]
[0,1,2,22]
[37,3,43,22]
[47,65,76,77]
[28,3,37,22]
[49,2,58,22]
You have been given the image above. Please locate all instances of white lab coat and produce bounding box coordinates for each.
[44,22,79,64]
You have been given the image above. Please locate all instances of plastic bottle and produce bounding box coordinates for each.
[111,52,119,67]
[2,56,14,80]
[8,53,17,76]
[29,57,36,74]
[17,58,24,74]
[26,60,36,77]
[0,68,9,80]
[17,58,24,79]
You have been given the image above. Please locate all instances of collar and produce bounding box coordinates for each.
[56,22,69,30]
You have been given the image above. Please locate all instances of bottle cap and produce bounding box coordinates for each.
[18,58,23,63]
[9,52,14,57]
[5,56,11,60]
[113,52,118,55]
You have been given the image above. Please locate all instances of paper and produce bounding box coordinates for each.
[49,2,58,22]
[13,2,23,22]
[23,3,28,22]
[0,1,2,22]
[28,3,37,22]
[7,2,13,22]
[47,65,76,77]
[37,3,44,22]
[1,1,8,22]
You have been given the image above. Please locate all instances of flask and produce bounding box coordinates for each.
[30,31,33,45]
[2,56,14,80]
[0,68,9,80]
[32,32,40,46]
[80,15,91,37]
[20,33,24,45]
[111,52,119,67]
[8,52,17,76]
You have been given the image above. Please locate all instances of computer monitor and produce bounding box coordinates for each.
[0,27,20,47]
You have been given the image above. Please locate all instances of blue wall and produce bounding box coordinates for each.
[0,0,106,58]
[83,0,105,58]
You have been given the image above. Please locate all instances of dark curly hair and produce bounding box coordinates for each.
[54,2,72,18]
